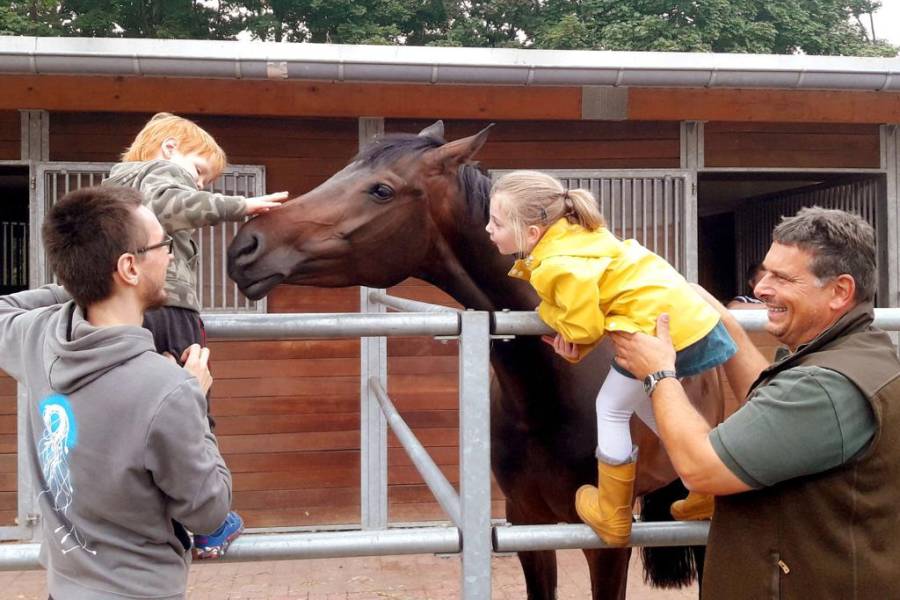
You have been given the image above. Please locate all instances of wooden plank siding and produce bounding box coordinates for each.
[628,88,900,124]
[386,119,682,169]
[0,373,14,525]
[0,110,19,160]
[705,122,881,169]
[5,75,900,124]
[1,75,583,121]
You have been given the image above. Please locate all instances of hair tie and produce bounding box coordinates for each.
[562,191,574,214]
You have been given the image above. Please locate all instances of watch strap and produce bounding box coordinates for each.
[644,369,677,397]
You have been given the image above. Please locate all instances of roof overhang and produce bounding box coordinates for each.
[1,36,899,91]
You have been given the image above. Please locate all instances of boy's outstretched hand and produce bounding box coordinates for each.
[245,191,289,215]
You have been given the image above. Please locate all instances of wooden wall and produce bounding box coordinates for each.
[0,108,21,525]
[0,111,19,160]
[705,122,881,169]
[0,374,14,526]
[387,119,681,169]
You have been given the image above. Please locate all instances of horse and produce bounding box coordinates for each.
[226,121,725,599]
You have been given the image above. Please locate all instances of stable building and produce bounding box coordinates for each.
[1,37,899,540]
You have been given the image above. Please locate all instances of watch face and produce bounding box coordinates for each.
[643,375,655,395]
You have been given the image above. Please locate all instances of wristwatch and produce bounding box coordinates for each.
[643,370,678,397]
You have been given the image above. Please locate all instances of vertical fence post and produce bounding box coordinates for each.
[359,290,388,529]
[679,121,703,283]
[358,117,389,528]
[881,124,899,310]
[458,311,492,598]
[15,385,39,541]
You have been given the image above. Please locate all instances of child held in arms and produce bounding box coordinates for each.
[485,170,736,546]
[103,112,289,558]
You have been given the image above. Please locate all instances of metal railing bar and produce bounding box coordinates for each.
[203,312,460,339]
[368,289,460,314]
[0,527,461,572]
[491,309,900,336]
[493,522,709,552]
[369,378,462,527]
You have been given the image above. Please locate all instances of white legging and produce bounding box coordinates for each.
[595,366,659,463]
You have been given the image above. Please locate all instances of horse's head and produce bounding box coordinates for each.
[228,122,492,299]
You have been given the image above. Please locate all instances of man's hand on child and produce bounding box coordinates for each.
[609,314,677,380]
[541,334,581,361]
[181,344,213,395]
[245,191,289,215]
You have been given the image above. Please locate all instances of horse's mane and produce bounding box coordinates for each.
[354,132,492,223]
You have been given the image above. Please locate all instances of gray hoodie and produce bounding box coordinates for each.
[0,286,232,599]
[103,161,248,312]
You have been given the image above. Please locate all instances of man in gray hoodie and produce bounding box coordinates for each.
[0,185,232,599]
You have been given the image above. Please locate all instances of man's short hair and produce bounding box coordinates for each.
[42,186,145,307]
[773,206,876,303]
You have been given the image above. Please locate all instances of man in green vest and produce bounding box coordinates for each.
[612,206,900,599]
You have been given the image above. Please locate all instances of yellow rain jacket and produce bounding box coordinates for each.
[509,218,719,362]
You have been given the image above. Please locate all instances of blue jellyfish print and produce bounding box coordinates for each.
[38,394,95,556]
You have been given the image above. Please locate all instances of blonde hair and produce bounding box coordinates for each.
[491,170,606,253]
[122,113,227,179]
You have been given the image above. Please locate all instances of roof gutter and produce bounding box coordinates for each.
[1,36,899,91]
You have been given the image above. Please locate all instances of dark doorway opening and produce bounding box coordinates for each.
[0,165,29,295]
[698,171,887,306]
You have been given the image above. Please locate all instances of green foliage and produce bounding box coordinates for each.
[1,0,63,35]
[1,0,896,57]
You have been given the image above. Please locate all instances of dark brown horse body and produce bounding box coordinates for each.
[227,123,720,598]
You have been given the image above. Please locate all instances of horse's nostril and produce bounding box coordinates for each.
[231,231,262,265]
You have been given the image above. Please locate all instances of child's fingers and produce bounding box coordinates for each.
[540,335,556,347]
[180,344,197,364]
[257,191,289,203]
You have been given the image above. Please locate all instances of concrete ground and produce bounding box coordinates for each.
[1,549,697,599]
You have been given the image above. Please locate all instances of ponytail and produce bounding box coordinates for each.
[563,188,604,230]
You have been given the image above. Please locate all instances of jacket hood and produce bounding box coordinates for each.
[45,301,156,394]
[105,160,172,187]
[531,219,619,262]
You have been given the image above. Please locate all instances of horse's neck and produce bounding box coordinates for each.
[420,235,532,311]
[418,177,537,312]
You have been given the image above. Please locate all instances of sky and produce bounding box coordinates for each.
[869,0,900,46]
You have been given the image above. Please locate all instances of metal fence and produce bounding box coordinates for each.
[1,221,27,288]
[492,169,692,275]
[32,163,267,313]
[6,299,900,598]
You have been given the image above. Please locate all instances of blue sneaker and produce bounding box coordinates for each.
[192,511,244,559]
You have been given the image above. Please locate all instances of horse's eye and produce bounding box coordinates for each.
[369,183,394,203]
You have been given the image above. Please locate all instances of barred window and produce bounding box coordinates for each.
[36,163,266,313]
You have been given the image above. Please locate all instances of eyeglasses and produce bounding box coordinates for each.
[136,234,174,255]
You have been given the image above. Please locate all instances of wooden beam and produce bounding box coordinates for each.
[7,75,900,123]
[0,75,583,120]
[629,88,900,124]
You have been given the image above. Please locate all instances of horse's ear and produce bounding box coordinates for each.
[424,123,493,172]
[418,120,444,140]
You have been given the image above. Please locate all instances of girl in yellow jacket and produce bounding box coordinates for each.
[486,170,737,547]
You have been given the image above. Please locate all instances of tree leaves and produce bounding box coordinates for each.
[2,0,896,57]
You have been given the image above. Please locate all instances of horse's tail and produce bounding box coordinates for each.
[640,479,705,589]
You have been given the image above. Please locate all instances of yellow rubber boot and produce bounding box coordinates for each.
[670,491,715,521]
[574,458,636,547]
